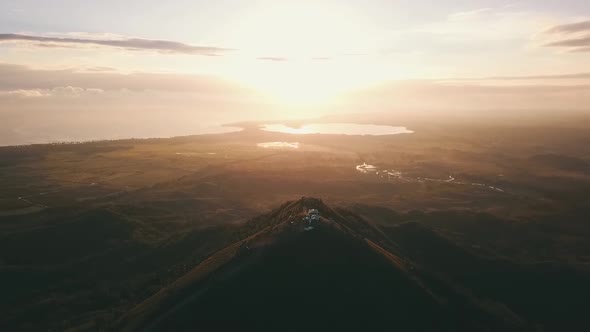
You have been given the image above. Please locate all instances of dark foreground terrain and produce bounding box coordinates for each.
[1,117,590,331]
[119,198,589,332]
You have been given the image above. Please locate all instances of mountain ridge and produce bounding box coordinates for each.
[117,197,526,332]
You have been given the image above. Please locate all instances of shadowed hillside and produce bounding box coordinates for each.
[119,198,528,332]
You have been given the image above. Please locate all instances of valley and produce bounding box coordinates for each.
[1,118,590,331]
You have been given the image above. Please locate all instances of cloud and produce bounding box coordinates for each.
[257,56,334,61]
[546,20,590,34]
[0,86,104,98]
[337,80,590,115]
[410,7,550,56]
[80,66,117,72]
[51,86,104,97]
[447,73,590,81]
[542,20,590,52]
[544,35,590,49]
[569,47,590,53]
[448,8,494,21]
[0,33,232,55]
[256,57,288,62]
[0,63,260,95]
[0,89,49,98]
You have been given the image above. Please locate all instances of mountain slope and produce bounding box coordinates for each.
[118,198,524,332]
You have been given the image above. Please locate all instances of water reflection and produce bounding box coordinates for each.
[257,142,300,149]
[260,123,413,136]
[356,163,378,173]
[355,163,505,193]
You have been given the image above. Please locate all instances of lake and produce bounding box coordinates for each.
[259,123,413,135]
[257,142,300,149]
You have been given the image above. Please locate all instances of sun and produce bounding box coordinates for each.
[218,2,383,108]
[229,58,381,110]
[249,63,354,105]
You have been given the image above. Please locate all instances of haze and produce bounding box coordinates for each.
[3,2,590,331]
[1,0,590,144]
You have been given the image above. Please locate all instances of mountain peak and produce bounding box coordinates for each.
[276,196,331,216]
[119,198,525,332]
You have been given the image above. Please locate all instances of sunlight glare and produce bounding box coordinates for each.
[223,2,385,107]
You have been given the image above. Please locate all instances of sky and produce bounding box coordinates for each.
[1,1,590,144]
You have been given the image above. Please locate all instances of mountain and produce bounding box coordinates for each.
[117,198,531,332]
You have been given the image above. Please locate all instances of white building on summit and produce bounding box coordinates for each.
[303,209,320,230]
[308,209,320,222]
